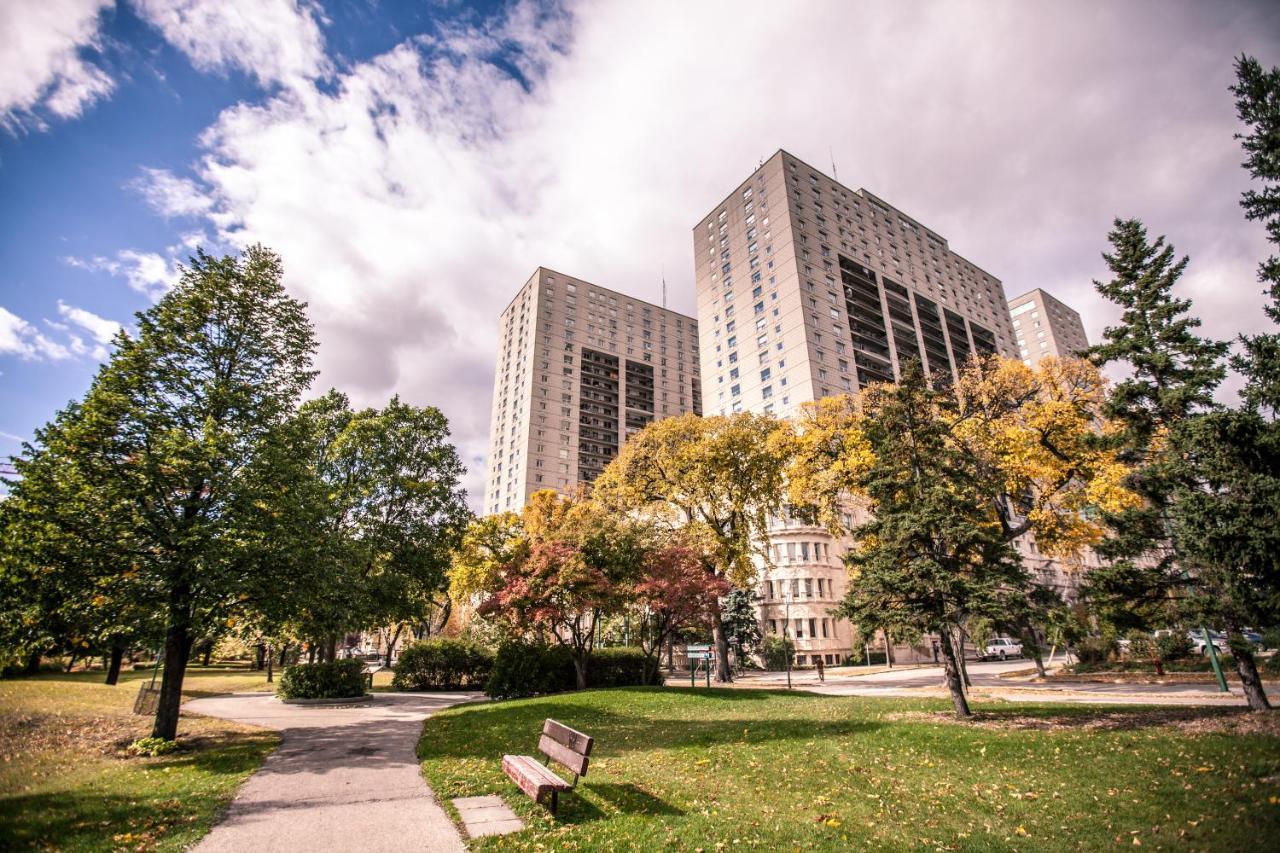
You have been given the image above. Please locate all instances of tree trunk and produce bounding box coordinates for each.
[151,601,194,741]
[279,643,289,668]
[955,626,972,688]
[254,643,266,670]
[1022,626,1047,678]
[202,642,213,667]
[883,631,894,668]
[1229,635,1272,712]
[307,643,316,664]
[571,653,588,690]
[65,652,79,673]
[384,624,404,669]
[711,608,732,683]
[104,643,125,686]
[23,650,41,675]
[266,644,274,683]
[326,635,338,663]
[938,628,972,718]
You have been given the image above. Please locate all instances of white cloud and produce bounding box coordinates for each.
[66,250,182,300]
[131,0,330,90]
[149,0,1277,509]
[57,300,122,359]
[0,306,72,361]
[129,167,213,217]
[0,0,114,130]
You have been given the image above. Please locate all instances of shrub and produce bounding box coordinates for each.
[277,659,365,700]
[588,647,656,687]
[761,635,795,671]
[485,640,575,700]
[1156,632,1195,662]
[392,639,493,691]
[128,737,177,757]
[1124,632,1156,662]
[1262,628,1280,652]
[1074,636,1116,665]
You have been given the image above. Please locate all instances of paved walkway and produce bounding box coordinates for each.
[729,659,1277,706]
[184,691,482,853]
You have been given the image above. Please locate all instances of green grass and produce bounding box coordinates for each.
[417,687,1280,851]
[0,666,281,851]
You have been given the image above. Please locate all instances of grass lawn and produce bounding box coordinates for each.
[0,666,282,851]
[418,687,1280,851]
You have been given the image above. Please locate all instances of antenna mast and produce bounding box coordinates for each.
[830,147,838,180]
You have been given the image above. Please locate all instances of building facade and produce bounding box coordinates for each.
[1007,287,1089,365]
[483,268,701,516]
[692,150,1021,665]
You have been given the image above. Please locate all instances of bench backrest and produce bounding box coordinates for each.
[538,718,593,783]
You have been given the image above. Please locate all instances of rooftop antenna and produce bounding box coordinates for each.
[662,266,667,309]
[830,147,838,180]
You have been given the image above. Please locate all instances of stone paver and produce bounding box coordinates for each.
[184,690,481,853]
[452,794,524,838]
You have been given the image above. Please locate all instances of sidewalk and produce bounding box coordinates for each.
[184,691,481,853]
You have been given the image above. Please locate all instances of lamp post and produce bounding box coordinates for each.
[783,588,793,690]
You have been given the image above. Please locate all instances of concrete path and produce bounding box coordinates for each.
[184,691,481,853]
[730,659,1277,706]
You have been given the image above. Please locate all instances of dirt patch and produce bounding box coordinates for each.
[886,706,1280,735]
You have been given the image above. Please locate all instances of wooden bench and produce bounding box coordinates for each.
[502,719,593,814]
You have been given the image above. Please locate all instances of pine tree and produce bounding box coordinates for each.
[832,363,1026,718]
[1082,220,1228,625]
[1232,55,1280,418]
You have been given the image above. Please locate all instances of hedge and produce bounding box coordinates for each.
[392,638,493,691]
[484,642,654,699]
[277,659,365,700]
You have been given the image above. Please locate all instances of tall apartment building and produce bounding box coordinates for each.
[693,149,1020,665]
[1007,288,1089,364]
[483,268,701,516]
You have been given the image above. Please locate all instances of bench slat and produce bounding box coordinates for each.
[502,754,568,801]
[543,719,593,757]
[538,734,589,777]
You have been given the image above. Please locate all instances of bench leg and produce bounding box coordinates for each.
[550,790,558,815]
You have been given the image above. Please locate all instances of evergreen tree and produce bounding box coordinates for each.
[832,363,1026,718]
[719,589,763,668]
[1232,55,1280,417]
[1082,221,1228,624]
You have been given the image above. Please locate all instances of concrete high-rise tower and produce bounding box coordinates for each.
[693,150,1020,665]
[483,268,701,516]
[1007,287,1089,365]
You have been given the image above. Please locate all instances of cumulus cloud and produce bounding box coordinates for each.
[144,0,1278,508]
[57,300,123,359]
[131,0,330,89]
[66,250,182,300]
[0,306,72,361]
[0,0,114,130]
[129,167,213,217]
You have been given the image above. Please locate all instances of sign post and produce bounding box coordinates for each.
[687,644,713,688]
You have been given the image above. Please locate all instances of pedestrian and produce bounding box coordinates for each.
[815,656,825,682]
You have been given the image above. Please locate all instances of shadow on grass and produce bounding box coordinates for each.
[0,734,273,852]
[418,689,883,763]
[586,782,684,817]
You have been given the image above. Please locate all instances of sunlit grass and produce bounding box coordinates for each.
[419,687,1280,851]
[0,666,279,851]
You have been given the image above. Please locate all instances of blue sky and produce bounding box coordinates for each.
[2,0,1278,506]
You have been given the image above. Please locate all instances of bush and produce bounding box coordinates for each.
[1074,636,1116,665]
[484,642,655,699]
[1262,628,1280,652]
[392,639,492,691]
[1156,632,1195,662]
[588,647,656,687]
[1124,632,1156,662]
[127,736,178,757]
[277,659,365,700]
[486,641,575,700]
[761,635,795,671]
[1263,653,1280,677]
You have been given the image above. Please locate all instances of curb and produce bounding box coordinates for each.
[278,694,374,706]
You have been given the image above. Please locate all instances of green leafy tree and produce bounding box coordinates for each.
[298,392,470,665]
[592,412,788,682]
[629,544,729,684]
[10,246,319,740]
[831,364,1027,718]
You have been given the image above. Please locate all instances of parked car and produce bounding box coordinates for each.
[1187,630,1229,655]
[983,637,1023,660]
[1240,630,1264,649]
